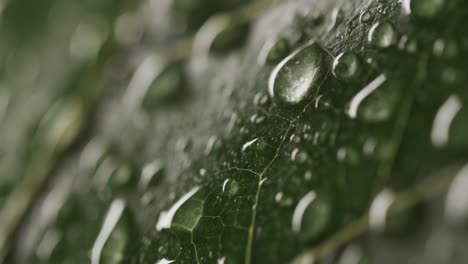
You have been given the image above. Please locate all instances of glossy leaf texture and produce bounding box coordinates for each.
[2,0,468,263]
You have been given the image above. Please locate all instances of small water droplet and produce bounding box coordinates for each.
[292,191,333,240]
[291,148,310,164]
[139,160,164,190]
[328,7,344,31]
[156,187,200,231]
[406,0,445,19]
[206,136,224,155]
[268,40,324,105]
[347,74,397,123]
[275,192,294,207]
[254,92,270,107]
[369,189,395,232]
[367,22,398,49]
[195,15,250,54]
[445,164,468,226]
[398,35,419,53]
[359,11,372,24]
[431,95,463,148]
[142,61,186,110]
[332,52,361,81]
[432,38,459,59]
[223,179,239,196]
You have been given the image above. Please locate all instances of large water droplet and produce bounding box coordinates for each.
[367,22,397,48]
[369,189,395,232]
[268,41,324,105]
[332,52,361,81]
[292,191,333,240]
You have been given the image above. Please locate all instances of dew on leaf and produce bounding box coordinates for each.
[156,187,200,231]
[431,95,462,148]
[142,61,186,111]
[369,189,395,232]
[432,38,459,59]
[275,192,293,207]
[91,199,134,264]
[195,14,250,55]
[139,160,164,190]
[155,258,175,264]
[206,136,224,155]
[398,35,418,53]
[268,40,324,105]
[291,148,309,164]
[253,92,270,107]
[292,191,333,240]
[347,74,398,123]
[445,164,468,226]
[332,52,361,81]
[359,10,372,24]
[367,22,398,48]
[406,0,445,19]
[328,7,344,31]
[223,179,239,196]
[258,37,291,65]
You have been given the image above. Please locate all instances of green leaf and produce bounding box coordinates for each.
[2,0,468,263]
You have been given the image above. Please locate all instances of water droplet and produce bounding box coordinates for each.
[92,199,135,264]
[406,0,445,19]
[431,95,462,148]
[328,7,344,31]
[291,148,310,164]
[156,187,200,231]
[292,191,333,240]
[338,244,364,264]
[156,258,176,264]
[109,162,135,189]
[268,40,324,105]
[254,92,270,107]
[347,74,397,123]
[398,35,418,53]
[445,163,468,226]
[139,160,164,190]
[250,113,266,124]
[432,38,459,59]
[258,37,291,65]
[222,179,239,196]
[359,11,372,24]
[195,15,250,54]
[367,22,397,48]
[332,52,361,81]
[275,192,293,207]
[369,189,395,231]
[142,61,186,110]
[206,136,224,155]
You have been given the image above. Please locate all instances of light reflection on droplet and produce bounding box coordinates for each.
[347,74,387,119]
[91,199,126,264]
[155,187,200,231]
[445,163,468,225]
[369,189,395,231]
[292,191,317,233]
[431,95,462,148]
